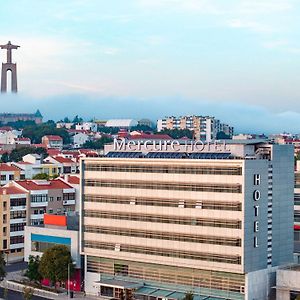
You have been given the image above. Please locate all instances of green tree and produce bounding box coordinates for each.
[0,152,9,163]
[158,129,194,139]
[22,123,70,144]
[25,255,42,282]
[39,245,74,285]
[32,173,50,180]
[83,136,113,149]
[216,131,231,140]
[182,292,194,300]
[6,147,48,162]
[0,252,6,281]
[23,286,34,300]
[72,115,83,123]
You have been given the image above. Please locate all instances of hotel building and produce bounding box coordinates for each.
[80,140,294,300]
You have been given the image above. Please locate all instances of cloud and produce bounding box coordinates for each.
[1,93,300,134]
[227,19,273,33]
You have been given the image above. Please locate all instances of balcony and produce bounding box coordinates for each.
[31,214,44,220]
[10,205,26,211]
[10,243,24,250]
[63,200,76,206]
[31,202,48,208]
[10,218,26,224]
[10,231,25,237]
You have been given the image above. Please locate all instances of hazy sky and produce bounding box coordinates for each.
[1,0,300,133]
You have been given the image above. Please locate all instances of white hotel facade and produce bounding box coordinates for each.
[80,140,294,300]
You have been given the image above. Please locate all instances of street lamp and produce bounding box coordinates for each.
[68,261,76,299]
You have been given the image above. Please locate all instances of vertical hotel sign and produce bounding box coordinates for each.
[253,174,260,248]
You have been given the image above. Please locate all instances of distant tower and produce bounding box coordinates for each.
[0,41,20,93]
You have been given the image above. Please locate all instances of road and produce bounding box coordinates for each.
[0,286,49,300]
[5,261,27,273]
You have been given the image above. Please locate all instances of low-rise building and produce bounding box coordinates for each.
[0,163,24,186]
[42,135,63,150]
[44,155,78,174]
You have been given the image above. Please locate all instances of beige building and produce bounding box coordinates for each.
[157,116,234,141]
[80,141,294,300]
[0,186,29,262]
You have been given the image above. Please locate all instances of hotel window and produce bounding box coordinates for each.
[0,175,6,181]
[9,175,14,180]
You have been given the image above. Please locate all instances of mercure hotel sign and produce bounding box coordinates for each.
[113,138,228,152]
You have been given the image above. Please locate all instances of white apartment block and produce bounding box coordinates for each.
[157,116,234,141]
[80,140,294,300]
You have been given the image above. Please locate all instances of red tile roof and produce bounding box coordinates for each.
[15,179,73,191]
[0,186,27,195]
[0,163,20,172]
[0,126,13,132]
[50,156,75,164]
[128,134,172,140]
[66,175,80,185]
[15,137,31,141]
[47,149,61,156]
[43,135,63,141]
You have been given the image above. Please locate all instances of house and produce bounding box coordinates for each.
[75,122,97,132]
[12,154,59,179]
[0,163,25,186]
[72,132,90,148]
[42,135,63,149]
[14,137,31,145]
[44,155,78,174]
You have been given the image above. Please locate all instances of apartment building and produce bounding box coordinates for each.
[80,140,293,300]
[157,116,234,141]
[8,179,76,226]
[0,186,29,262]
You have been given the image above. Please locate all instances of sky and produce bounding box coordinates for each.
[1,0,300,133]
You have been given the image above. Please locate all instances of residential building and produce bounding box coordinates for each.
[8,179,77,226]
[80,140,293,300]
[0,110,43,124]
[72,132,90,148]
[75,122,98,132]
[14,137,31,145]
[0,163,24,186]
[44,155,78,174]
[56,122,74,129]
[157,116,234,141]
[42,135,63,149]
[12,154,59,179]
[0,185,29,262]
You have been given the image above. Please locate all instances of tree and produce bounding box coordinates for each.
[22,123,70,144]
[216,131,231,140]
[0,152,9,163]
[23,286,34,300]
[32,173,49,180]
[158,129,194,139]
[83,136,113,149]
[0,252,6,281]
[25,255,42,282]
[182,292,194,300]
[72,115,83,123]
[4,147,48,162]
[39,245,74,285]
